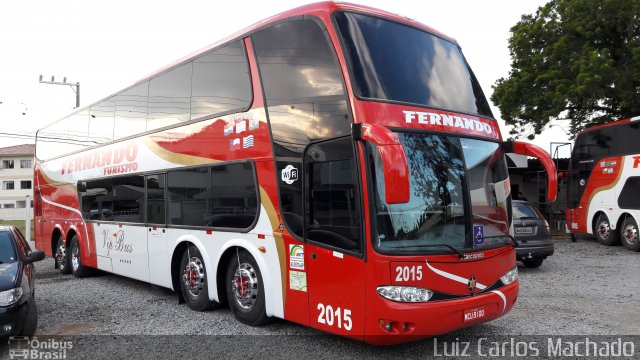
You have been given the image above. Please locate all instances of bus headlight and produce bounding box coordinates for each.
[0,287,23,307]
[377,286,433,302]
[500,267,518,285]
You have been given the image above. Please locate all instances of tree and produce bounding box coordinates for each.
[492,0,640,139]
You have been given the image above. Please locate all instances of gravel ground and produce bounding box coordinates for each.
[3,237,638,358]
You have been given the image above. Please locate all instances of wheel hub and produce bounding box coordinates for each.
[55,241,66,268]
[71,241,80,271]
[623,224,638,244]
[598,221,610,239]
[182,257,205,297]
[231,263,258,310]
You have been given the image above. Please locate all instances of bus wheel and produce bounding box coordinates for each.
[180,246,216,311]
[620,216,640,252]
[593,214,620,246]
[55,235,71,274]
[226,249,270,326]
[70,235,92,278]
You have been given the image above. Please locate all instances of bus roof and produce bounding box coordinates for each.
[577,115,640,136]
[37,1,459,133]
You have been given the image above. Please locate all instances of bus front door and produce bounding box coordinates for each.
[304,137,366,339]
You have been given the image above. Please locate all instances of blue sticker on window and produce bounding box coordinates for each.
[473,225,484,245]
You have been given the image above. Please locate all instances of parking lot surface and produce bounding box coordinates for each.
[5,238,637,358]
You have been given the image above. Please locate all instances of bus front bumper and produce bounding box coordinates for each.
[364,280,518,345]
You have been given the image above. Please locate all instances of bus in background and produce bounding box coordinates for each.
[33,2,558,344]
[566,116,640,252]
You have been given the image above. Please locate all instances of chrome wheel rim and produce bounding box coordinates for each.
[597,220,611,240]
[55,240,67,269]
[231,263,258,310]
[623,223,638,245]
[182,257,206,298]
[71,241,80,271]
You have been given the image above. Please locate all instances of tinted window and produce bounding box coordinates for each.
[167,163,258,228]
[80,175,145,222]
[115,82,149,139]
[146,174,166,224]
[168,167,210,226]
[209,163,258,229]
[148,63,192,130]
[191,42,252,120]
[89,97,116,144]
[618,177,640,210]
[0,232,17,263]
[335,12,492,117]
[306,138,361,253]
[253,19,350,237]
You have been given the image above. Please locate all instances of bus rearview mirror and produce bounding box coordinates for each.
[353,123,410,204]
[504,141,558,202]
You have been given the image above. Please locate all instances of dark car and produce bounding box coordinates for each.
[512,200,554,268]
[0,226,45,337]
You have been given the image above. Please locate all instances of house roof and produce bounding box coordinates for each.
[0,144,35,156]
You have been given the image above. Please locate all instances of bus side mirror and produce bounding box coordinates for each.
[504,140,558,202]
[353,123,410,204]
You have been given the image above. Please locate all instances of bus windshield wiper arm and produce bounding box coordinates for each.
[398,244,466,259]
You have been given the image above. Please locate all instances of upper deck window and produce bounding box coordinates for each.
[334,12,492,118]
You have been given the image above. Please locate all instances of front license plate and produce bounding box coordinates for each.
[515,227,533,234]
[463,306,487,322]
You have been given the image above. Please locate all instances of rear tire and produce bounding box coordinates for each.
[179,245,217,311]
[226,249,270,326]
[620,216,640,252]
[70,235,92,278]
[522,258,544,268]
[593,213,620,246]
[55,235,71,274]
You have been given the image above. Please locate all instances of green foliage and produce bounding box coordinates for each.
[492,0,640,138]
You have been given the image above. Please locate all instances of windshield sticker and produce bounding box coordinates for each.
[281,165,299,184]
[473,225,484,245]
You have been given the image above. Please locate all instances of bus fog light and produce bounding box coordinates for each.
[377,286,433,302]
[500,267,518,285]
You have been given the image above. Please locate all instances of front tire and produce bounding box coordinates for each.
[620,216,640,252]
[21,301,38,336]
[593,213,620,246]
[70,235,92,278]
[179,245,216,311]
[226,249,270,326]
[55,235,71,274]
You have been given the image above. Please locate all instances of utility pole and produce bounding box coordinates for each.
[39,75,80,108]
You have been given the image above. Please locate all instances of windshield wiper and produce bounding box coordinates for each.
[479,234,518,247]
[396,244,466,259]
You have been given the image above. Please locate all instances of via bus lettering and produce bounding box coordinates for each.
[102,229,133,256]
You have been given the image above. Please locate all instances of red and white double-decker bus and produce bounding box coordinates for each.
[34,2,558,343]
[566,116,640,252]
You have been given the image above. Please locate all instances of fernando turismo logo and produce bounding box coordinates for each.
[8,336,72,359]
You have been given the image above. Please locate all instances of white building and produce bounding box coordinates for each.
[0,144,34,220]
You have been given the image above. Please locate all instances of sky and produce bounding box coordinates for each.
[0,0,574,158]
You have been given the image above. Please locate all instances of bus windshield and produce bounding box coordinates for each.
[335,11,492,118]
[368,133,511,254]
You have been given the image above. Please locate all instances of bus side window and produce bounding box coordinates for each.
[305,137,362,254]
[252,18,351,238]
